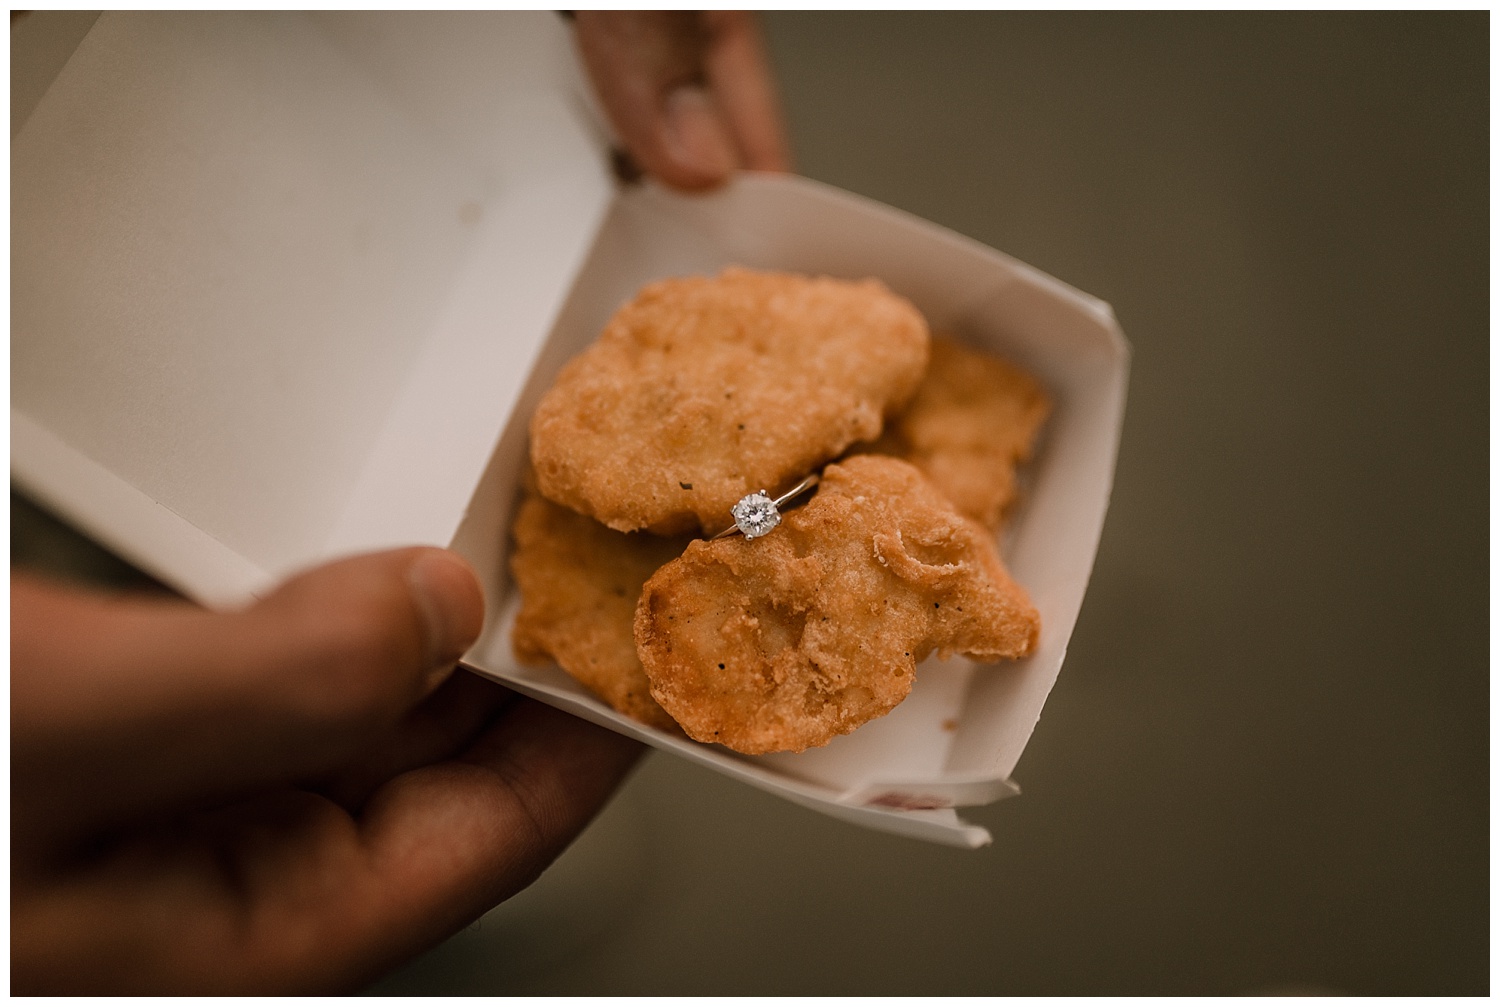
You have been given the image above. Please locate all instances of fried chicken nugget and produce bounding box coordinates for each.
[531,268,930,535]
[510,491,690,731]
[634,455,1040,754]
[866,335,1051,529]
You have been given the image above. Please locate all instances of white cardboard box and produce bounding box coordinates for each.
[11,12,1128,848]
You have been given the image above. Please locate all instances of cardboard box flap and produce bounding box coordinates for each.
[11,11,613,601]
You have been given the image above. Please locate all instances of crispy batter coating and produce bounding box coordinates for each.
[530,268,930,535]
[864,335,1051,529]
[510,491,689,731]
[634,455,1040,754]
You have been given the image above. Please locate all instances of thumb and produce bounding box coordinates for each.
[247,547,485,706]
[12,548,484,861]
[574,11,739,191]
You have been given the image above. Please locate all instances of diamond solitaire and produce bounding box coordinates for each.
[731,491,780,539]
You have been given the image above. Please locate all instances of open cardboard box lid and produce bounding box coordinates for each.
[12,12,1129,848]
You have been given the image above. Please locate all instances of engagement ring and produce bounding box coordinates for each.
[711,474,821,541]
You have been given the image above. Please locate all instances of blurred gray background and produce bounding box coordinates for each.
[14,11,1487,995]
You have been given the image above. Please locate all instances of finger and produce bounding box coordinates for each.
[10,701,643,994]
[312,669,516,813]
[574,11,739,191]
[703,11,793,172]
[341,701,645,984]
[12,548,484,861]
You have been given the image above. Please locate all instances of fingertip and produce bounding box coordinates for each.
[700,11,793,177]
[405,550,486,673]
[747,141,794,174]
[659,86,738,190]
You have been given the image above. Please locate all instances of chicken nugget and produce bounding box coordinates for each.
[510,491,689,731]
[635,455,1039,754]
[530,268,930,535]
[865,335,1050,529]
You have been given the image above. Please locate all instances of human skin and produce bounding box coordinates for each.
[573,11,792,190]
[11,11,789,991]
[10,550,642,993]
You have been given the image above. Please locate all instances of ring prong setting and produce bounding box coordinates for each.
[731,491,780,539]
